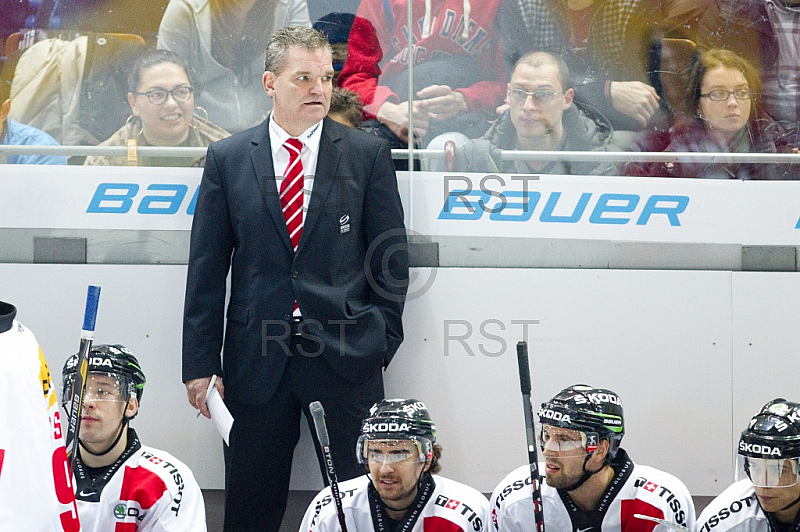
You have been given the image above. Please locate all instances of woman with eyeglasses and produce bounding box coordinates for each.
[628,49,797,179]
[85,49,230,167]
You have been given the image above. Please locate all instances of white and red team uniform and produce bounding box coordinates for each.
[490,450,695,532]
[0,302,81,532]
[299,474,490,532]
[73,428,206,532]
[696,479,794,532]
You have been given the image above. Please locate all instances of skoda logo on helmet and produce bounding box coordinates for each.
[538,408,572,424]
[739,441,782,457]
[363,421,411,433]
[572,392,623,407]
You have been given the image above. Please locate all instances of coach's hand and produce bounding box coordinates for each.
[186,376,224,419]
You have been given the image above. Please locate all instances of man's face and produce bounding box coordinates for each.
[263,46,334,136]
[540,425,594,489]
[508,63,573,142]
[367,439,428,509]
[75,373,136,452]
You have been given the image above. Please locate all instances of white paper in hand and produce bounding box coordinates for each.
[206,387,233,445]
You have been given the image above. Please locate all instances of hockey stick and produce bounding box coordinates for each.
[64,285,101,472]
[633,514,693,532]
[517,341,546,532]
[309,401,349,532]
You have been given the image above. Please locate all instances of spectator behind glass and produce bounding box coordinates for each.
[338,0,507,149]
[157,0,311,133]
[328,87,363,127]
[699,0,800,144]
[451,51,616,175]
[497,0,708,132]
[0,99,68,165]
[84,49,230,167]
[627,49,797,180]
[313,12,356,83]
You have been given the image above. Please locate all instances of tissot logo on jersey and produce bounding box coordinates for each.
[309,488,358,527]
[142,450,185,516]
[493,473,535,509]
[434,494,483,531]
[634,477,688,525]
[738,442,782,456]
[697,494,757,531]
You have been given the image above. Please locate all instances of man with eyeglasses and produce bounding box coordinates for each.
[62,344,206,531]
[490,384,694,532]
[454,52,617,175]
[696,399,800,532]
[299,398,490,532]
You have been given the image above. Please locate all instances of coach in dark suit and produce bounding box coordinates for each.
[182,26,408,532]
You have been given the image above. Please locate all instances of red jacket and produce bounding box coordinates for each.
[339,0,506,117]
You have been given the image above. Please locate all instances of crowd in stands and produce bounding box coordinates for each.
[1,0,799,178]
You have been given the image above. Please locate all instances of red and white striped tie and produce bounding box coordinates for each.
[280,138,304,252]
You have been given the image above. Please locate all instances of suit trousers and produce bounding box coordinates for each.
[222,334,384,532]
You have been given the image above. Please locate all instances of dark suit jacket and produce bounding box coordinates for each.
[182,117,408,404]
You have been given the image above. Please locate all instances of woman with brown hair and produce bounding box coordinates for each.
[630,49,797,179]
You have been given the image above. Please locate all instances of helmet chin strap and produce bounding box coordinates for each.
[778,491,800,513]
[80,417,128,458]
[564,453,606,493]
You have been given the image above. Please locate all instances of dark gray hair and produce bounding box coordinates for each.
[264,25,332,74]
[513,51,572,91]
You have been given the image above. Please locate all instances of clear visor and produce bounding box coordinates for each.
[356,437,428,465]
[539,425,598,454]
[736,455,800,488]
[63,372,130,406]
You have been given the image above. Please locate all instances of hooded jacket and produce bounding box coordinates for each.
[454,103,616,175]
[157,0,310,133]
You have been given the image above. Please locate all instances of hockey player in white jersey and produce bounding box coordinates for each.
[61,344,206,531]
[299,398,490,532]
[0,300,81,531]
[490,384,695,532]
[696,399,800,532]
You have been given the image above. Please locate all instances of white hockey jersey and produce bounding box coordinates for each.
[74,430,206,532]
[695,479,792,532]
[0,302,81,532]
[490,450,695,532]
[299,474,490,532]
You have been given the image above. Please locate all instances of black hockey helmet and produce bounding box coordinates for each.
[737,399,800,487]
[538,384,625,457]
[356,398,436,464]
[739,399,800,459]
[62,344,146,407]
